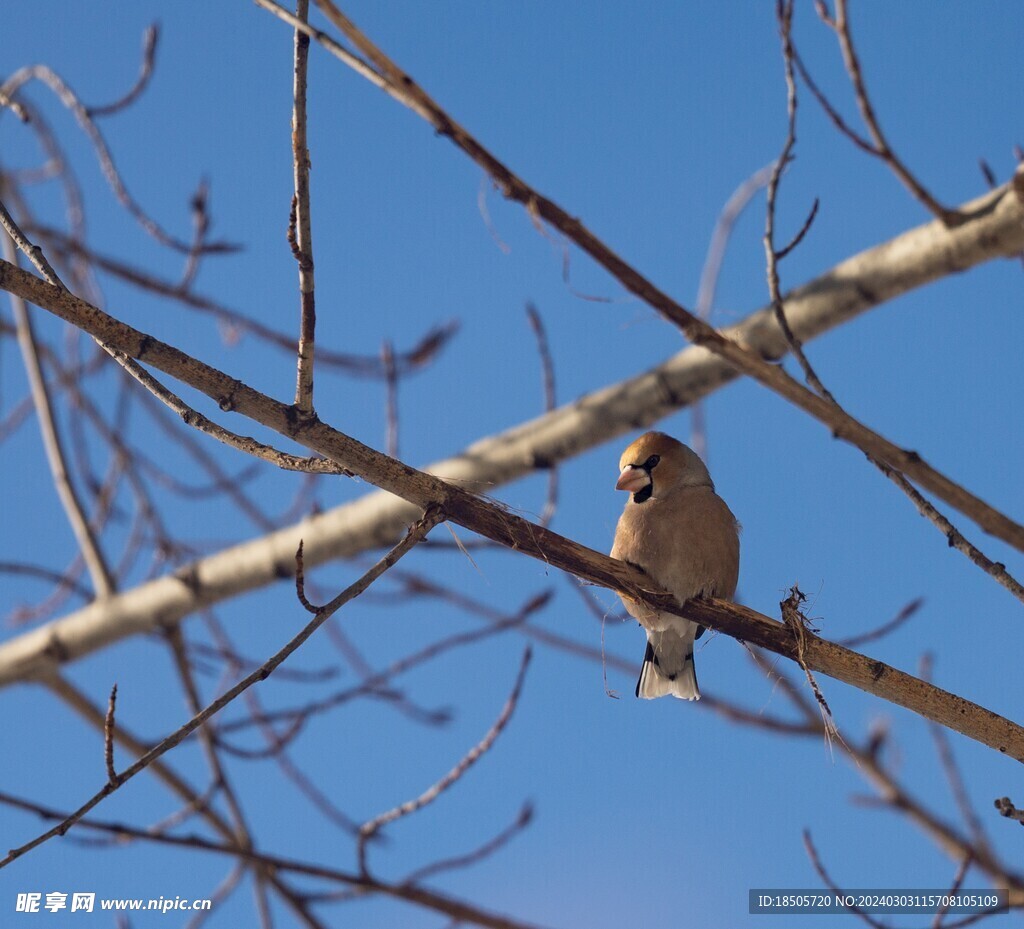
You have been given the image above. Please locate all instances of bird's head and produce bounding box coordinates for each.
[615,431,712,504]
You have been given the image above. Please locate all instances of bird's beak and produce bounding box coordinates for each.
[616,464,651,493]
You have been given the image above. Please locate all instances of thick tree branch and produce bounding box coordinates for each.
[1,174,1024,685]
[272,2,1024,554]
[0,263,1020,766]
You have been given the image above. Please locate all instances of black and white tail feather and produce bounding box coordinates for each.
[635,628,701,700]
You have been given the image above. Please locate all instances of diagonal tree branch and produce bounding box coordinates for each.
[1,230,115,598]
[0,790,552,929]
[1,175,1024,686]
[1,508,442,870]
[275,1,1024,554]
[0,261,1021,766]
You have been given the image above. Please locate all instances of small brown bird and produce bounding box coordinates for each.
[611,432,740,700]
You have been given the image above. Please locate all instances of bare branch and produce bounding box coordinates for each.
[0,65,239,254]
[828,0,962,224]
[291,0,317,414]
[271,2,1024,555]
[103,683,118,784]
[0,261,1022,763]
[0,790,552,929]
[86,24,160,117]
[2,177,1024,687]
[1,225,114,597]
[803,830,894,929]
[764,0,832,403]
[875,464,1024,603]
[25,223,459,377]
[358,647,532,874]
[749,652,1024,902]
[763,7,1023,598]
[400,802,534,886]
[1,508,442,869]
[836,597,923,649]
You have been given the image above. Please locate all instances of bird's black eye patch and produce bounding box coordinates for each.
[643,454,660,470]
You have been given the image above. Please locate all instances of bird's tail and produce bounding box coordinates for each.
[635,639,700,701]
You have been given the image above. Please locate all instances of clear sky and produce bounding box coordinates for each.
[2,3,1023,927]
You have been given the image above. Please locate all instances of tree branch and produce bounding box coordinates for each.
[1,173,1023,680]
[290,0,317,414]
[1,509,442,869]
[0,263,1019,765]
[263,1,1024,555]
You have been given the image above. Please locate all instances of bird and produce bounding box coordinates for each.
[610,431,740,700]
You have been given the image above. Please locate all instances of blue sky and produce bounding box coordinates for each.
[2,3,1023,927]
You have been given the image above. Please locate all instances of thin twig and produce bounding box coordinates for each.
[792,47,877,155]
[105,345,350,475]
[803,829,893,929]
[764,0,831,402]
[291,0,317,414]
[358,647,532,875]
[828,0,962,224]
[220,590,547,738]
[1,224,114,597]
[103,684,118,784]
[978,160,997,190]
[178,178,210,291]
[164,625,261,860]
[1,509,442,869]
[243,686,363,834]
[876,464,1024,604]
[931,853,971,929]
[27,222,460,376]
[920,655,994,858]
[524,303,558,526]
[400,802,533,886]
[0,790,551,929]
[0,561,93,604]
[86,24,160,117]
[184,864,246,929]
[294,539,318,613]
[836,597,923,648]
[691,163,774,459]
[381,339,398,457]
[0,65,239,254]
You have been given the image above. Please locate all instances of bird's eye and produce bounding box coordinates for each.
[644,454,660,470]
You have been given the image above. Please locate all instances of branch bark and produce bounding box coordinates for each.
[284,1,1024,551]
[1,177,1024,684]
[290,0,317,414]
[0,260,1021,766]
